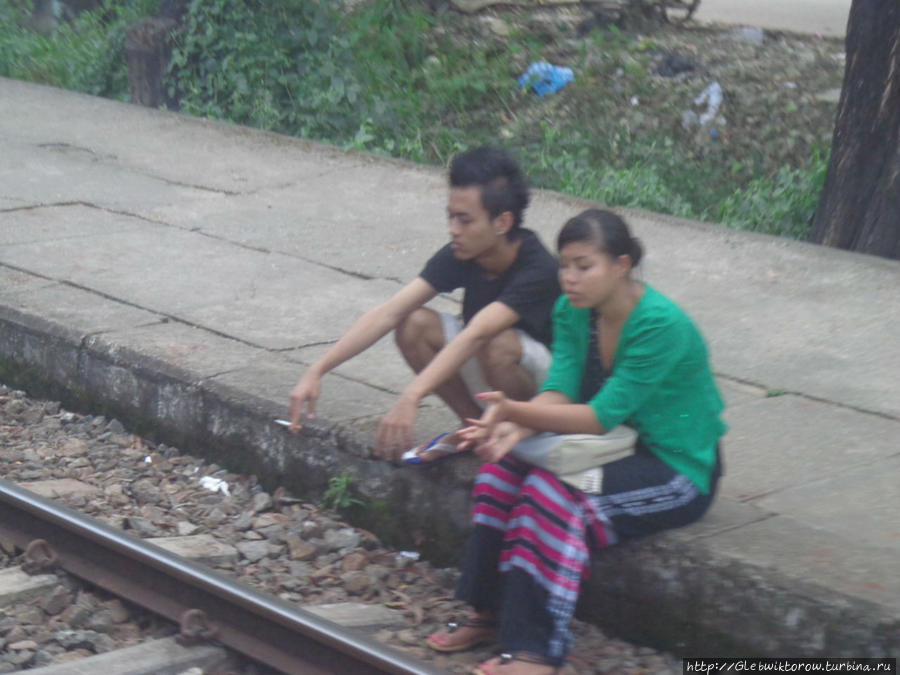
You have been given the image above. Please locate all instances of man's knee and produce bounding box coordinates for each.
[477,329,523,374]
[395,308,443,352]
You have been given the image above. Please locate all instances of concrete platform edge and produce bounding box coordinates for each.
[3,303,899,658]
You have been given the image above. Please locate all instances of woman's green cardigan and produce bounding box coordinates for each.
[539,285,727,493]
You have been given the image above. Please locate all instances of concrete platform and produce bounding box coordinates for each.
[1,76,899,657]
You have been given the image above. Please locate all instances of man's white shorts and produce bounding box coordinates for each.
[438,312,552,408]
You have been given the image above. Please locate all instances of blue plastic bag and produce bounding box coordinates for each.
[517,62,575,97]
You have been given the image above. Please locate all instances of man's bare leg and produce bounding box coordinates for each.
[478,329,538,401]
[394,308,483,424]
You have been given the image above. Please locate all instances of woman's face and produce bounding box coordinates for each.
[558,240,629,309]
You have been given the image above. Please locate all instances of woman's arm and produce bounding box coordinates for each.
[478,392,606,436]
[459,390,574,456]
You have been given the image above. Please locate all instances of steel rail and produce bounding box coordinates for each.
[0,478,443,675]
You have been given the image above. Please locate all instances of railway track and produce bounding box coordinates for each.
[0,478,443,675]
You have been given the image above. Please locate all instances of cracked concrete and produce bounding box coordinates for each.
[1,75,899,657]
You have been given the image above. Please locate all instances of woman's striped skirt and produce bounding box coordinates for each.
[455,451,719,664]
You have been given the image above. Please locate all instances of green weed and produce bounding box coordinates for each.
[717,149,828,239]
[320,472,365,513]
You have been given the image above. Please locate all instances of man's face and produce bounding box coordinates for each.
[446,186,505,260]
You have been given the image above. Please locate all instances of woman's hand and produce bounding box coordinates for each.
[458,391,519,461]
[475,421,525,463]
[472,391,511,428]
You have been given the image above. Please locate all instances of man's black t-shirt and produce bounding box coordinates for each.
[419,228,561,348]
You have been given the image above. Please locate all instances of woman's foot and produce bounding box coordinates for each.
[425,613,497,653]
[472,652,562,675]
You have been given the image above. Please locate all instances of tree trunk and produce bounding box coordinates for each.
[809,0,900,260]
[125,17,177,109]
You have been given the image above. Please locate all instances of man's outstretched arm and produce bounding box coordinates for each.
[288,278,437,427]
[375,300,521,458]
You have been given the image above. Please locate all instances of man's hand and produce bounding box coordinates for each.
[375,396,418,461]
[288,370,321,431]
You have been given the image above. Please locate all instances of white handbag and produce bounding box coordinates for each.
[510,426,637,494]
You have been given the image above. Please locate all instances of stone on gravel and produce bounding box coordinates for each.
[176,521,200,536]
[251,492,272,513]
[125,516,161,537]
[0,568,58,608]
[129,479,160,505]
[9,640,38,650]
[340,572,371,596]
[40,587,72,616]
[236,541,270,563]
[204,507,228,527]
[19,479,100,500]
[103,600,130,624]
[286,536,319,562]
[303,602,406,628]
[149,534,239,565]
[341,552,369,572]
[324,528,360,552]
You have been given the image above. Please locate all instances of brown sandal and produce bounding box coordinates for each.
[426,616,497,653]
[473,651,563,675]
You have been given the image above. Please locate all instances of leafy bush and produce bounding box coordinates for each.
[168,0,510,161]
[0,0,157,99]
[717,149,829,239]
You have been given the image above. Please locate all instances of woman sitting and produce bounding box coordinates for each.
[426,208,727,675]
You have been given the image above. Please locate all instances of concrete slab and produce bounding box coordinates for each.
[755,455,900,552]
[302,602,406,628]
[0,567,59,608]
[2,216,405,349]
[148,165,451,283]
[210,355,398,425]
[0,139,214,214]
[707,514,900,613]
[0,267,56,297]
[287,335,412,396]
[0,79,352,195]
[26,636,227,675]
[664,496,775,542]
[285,296,460,396]
[716,377,766,410]
[0,203,142,246]
[148,533,239,565]
[721,394,900,502]
[18,479,100,500]
[0,282,161,336]
[98,321,268,380]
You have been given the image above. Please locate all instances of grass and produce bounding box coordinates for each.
[0,0,830,239]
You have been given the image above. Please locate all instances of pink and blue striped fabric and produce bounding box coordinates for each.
[472,456,613,657]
